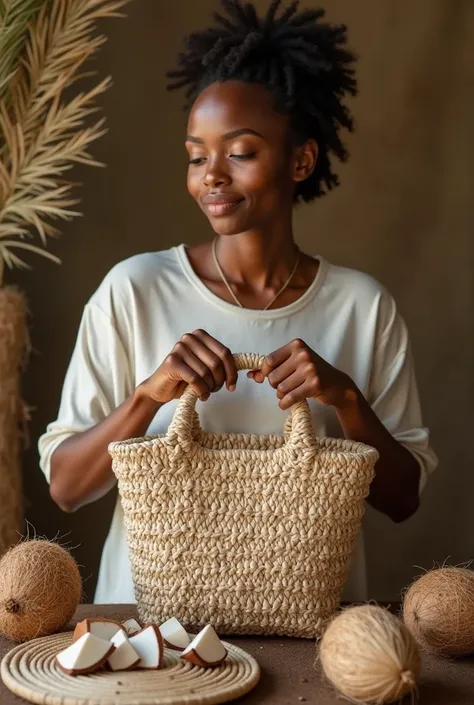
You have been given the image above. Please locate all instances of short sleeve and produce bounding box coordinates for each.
[38,303,132,486]
[368,294,438,493]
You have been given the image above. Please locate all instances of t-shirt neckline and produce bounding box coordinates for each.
[175,243,327,320]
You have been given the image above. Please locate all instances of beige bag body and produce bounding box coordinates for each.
[109,353,378,638]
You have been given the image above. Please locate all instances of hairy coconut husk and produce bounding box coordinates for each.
[0,539,83,642]
[403,566,474,657]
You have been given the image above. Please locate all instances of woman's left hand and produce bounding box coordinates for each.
[248,339,358,411]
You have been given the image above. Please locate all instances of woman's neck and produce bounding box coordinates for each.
[213,229,299,291]
[185,223,319,310]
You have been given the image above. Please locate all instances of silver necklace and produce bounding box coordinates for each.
[212,237,301,311]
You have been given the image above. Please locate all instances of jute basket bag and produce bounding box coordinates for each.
[109,353,379,639]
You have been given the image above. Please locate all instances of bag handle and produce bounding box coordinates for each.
[166,352,316,454]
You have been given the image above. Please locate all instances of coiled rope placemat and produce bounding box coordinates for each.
[1,632,260,705]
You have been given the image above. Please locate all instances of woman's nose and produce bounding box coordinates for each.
[203,157,231,188]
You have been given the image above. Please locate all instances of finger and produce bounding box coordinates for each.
[172,358,213,400]
[180,334,227,391]
[279,380,319,410]
[274,369,306,399]
[267,357,298,390]
[247,370,264,383]
[258,345,293,380]
[174,342,215,391]
[191,329,238,391]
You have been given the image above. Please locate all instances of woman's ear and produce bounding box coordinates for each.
[292,139,318,183]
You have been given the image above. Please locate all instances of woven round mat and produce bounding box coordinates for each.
[1,631,260,705]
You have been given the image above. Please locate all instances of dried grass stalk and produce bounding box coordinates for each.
[0,285,29,557]
[0,0,128,283]
[0,1,126,550]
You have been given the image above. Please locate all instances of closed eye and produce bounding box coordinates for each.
[230,152,256,160]
[188,152,257,165]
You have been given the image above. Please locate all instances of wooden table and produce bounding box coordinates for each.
[1,605,474,704]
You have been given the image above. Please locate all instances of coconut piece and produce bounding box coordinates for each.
[122,618,142,636]
[107,629,140,672]
[129,624,164,669]
[181,625,227,668]
[159,617,190,651]
[73,617,122,643]
[0,540,82,643]
[56,632,115,676]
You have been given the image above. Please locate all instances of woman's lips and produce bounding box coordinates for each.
[204,199,244,217]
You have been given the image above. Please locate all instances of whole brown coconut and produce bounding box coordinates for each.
[0,540,82,642]
[403,567,474,657]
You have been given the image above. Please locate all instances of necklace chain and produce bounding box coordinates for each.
[212,237,301,311]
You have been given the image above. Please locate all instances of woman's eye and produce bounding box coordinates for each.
[230,152,256,160]
[188,157,206,165]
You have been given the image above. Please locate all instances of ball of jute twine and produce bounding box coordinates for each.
[318,604,420,704]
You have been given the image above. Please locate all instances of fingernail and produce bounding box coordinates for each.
[229,384,236,392]
[201,394,210,401]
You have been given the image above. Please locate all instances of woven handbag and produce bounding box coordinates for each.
[109,353,379,639]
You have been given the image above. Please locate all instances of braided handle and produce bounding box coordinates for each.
[166,353,315,453]
[233,352,266,371]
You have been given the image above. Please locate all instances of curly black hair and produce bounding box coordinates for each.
[166,0,357,202]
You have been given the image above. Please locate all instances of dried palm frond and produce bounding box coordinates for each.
[0,0,45,98]
[0,0,128,285]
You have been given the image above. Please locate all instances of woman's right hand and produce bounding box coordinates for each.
[139,330,238,405]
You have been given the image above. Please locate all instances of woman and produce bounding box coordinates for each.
[39,0,437,605]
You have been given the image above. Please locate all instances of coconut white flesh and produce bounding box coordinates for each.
[111,629,129,647]
[57,633,112,673]
[129,626,162,669]
[89,620,122,641]
[182,625,227,664]
[122,618,142,635]
[107,630,139,671]
[159,617,190,649]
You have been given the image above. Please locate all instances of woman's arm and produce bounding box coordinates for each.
[335,385,421,522]
[251,338,429,524]
[48,329,238,513]
[49,388,162,513]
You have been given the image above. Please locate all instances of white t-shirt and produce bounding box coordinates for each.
[38,245,437,604]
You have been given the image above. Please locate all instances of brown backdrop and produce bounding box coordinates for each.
[9,0,474,602]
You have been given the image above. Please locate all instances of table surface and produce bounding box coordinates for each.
[1,604,474,704]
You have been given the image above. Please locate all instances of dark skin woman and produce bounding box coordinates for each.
[47,2,426,529]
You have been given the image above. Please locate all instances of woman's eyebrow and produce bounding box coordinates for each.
[186,128,264,144]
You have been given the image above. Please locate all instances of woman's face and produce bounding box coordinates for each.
[186,80,315,236]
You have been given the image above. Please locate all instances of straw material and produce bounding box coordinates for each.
[0,286,28,558]
[1,631,260,705]
[109,353,379,639]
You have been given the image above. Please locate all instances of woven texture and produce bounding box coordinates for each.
[109,353,379,639]
[1,631,260,705]
[0,287,28,558]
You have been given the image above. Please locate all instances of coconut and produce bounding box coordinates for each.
[0,539,82,642]
[319,605,420,704]
[403,566,474,657]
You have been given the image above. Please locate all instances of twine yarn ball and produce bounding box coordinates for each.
[319,604,420,704]
[0,540,82,642]
[403,566,474,657]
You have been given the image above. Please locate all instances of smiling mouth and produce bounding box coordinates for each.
[205,199,244,217]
